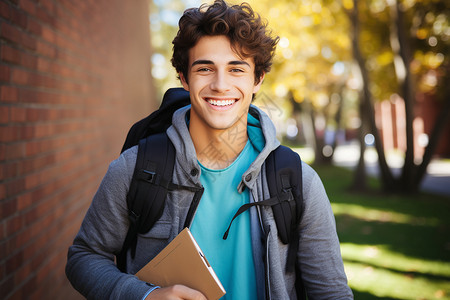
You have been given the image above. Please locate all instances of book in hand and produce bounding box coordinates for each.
[135,227,226,300]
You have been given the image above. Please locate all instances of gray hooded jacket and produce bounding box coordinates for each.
[66,105,353,299]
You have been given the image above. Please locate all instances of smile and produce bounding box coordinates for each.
[206,99,237,107]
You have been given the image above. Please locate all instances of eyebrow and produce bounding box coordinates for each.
[191,59,250,68]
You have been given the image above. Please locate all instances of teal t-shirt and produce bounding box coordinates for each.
[190,118,263,299]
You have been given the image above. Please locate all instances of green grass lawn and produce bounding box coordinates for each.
[313,164,450,300]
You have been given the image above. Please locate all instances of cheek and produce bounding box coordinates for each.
[234,77,256,90]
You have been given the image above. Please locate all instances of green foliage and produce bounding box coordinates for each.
[314,164,450,299]
[150,0,449,112]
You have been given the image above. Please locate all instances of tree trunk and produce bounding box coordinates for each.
[414,66,450,188]
[389,0,416,192]
[352,92,368,191]
[350,0,396,191]
[311,109,326,164]
[329,90,344,162]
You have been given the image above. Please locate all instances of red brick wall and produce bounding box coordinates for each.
[0,0,155,299]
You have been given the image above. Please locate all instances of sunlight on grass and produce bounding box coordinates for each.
[344,260,450,300]
[331,203,441,226]
[310,164,450,299]
[341,243,450,277]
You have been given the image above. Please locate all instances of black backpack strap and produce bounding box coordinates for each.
[223,145,303,262]
[117,132,199,272]
[222,145,305,298]
[265,145,303,271]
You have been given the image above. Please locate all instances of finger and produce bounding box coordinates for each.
[145,285,207,300]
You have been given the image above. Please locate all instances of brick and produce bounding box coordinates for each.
[0,144,5,160]
[16,192,32,210]
[0,198,17,219]
[0,106,9,123]
[15,277,36,300]
[0,228,5,248]
[5,178,24,198]
[22,154,56,175]
[0,275,15,299]
[3,161,18,179]
[41,25,55,44]
[36,56,51,73]
[19,89,63,104]
[0,163,4,181]
[5,250,24,274]
[10,107,26,122]
[20,52,38,69]
[35,40,56,58]
[0,65,10,81]
[23,107,41,122]
[10,6,27,29]
[35,253,59,284]
[21,31,37,51]
[6,228,33,256]
[4,143,25,160]
[0,2,11,19]
[1,23,21,44]
[13,262,33,287]
[1,45,21,64]
[11,68,58,89]
[36,6,55,27]
[40,0,55,16]
[6,215,24,235]
[25,172,41,189]
[19,0,36,16]
[10,68,28,85]
[27,18,42,35]
[0,86,19,102]
[0,126,20,142]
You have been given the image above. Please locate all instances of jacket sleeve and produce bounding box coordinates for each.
[65,147,153,300]
[298,163,353,299]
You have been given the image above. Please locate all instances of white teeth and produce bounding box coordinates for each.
[207,99,235,106]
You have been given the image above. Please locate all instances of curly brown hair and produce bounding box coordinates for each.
[171,0,279,84]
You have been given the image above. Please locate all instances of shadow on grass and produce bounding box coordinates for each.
[313,165,450,299]
[312,165,450,262]
[335,213,450,262]
[343,257,450,282]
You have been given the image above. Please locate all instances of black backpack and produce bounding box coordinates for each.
[117,88,305,297]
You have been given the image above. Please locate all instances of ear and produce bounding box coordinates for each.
[179,72,189,91]
[253,73,265,94]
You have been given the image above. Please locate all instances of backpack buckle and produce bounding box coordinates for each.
[142,170,156,183]
[281,188,294,202]
[128,210,140,224]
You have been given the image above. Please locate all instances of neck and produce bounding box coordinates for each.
[190,116,249,170]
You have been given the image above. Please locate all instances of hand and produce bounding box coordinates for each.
[145,284,207,300]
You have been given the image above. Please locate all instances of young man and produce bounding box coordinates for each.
[66,1,353,299]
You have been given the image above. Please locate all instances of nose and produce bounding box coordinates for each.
[210,71,230,92]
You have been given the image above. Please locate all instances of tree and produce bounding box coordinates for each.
[247,0,449,193]
[344,0,450,193]
[248,0,353,164]
[149,0,449,193]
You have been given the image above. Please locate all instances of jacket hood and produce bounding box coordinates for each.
[166,105,281,190]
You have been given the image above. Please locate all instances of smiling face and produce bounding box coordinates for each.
[180,35,264,137]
